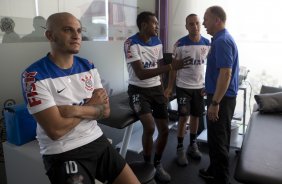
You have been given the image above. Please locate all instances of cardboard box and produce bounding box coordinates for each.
[4,104,36,146]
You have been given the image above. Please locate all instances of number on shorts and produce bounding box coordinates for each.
[132,94,140,103]
[179,97,187,105]
[65,161,78,174]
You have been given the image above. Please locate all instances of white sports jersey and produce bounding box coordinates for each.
[124,33,163,88]
[173,35,210,89]
[21,54,103,155]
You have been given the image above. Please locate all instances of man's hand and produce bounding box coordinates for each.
[171,58,184,70]
[164,88,172,99]
[87,88,110,119]
[201,88,206,97]
[86,88,109,105]
[183,56,192,66]
[55,88,110,121]
[207,104,219,122]
[99,102,110,119]
[171,56,193,70]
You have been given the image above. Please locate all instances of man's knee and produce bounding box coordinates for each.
[178,106,189,116]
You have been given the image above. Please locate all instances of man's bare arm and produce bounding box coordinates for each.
[33,88,110,140]
[131,58,183,80]
[33,106,82,140]
[207,68,232,121]
[164,70,176,98]
[212,68,232,103]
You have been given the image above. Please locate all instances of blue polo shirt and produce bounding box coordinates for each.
[205,29,239,97]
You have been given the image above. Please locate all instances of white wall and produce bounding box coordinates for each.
[0,42,50,110]
[167,0,282,87]
[137,0,155,13]
[0,0,35,18]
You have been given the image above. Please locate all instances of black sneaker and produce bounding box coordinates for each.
[199,168,214,180]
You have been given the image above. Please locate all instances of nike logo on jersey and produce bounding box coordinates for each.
[57,87,66,93]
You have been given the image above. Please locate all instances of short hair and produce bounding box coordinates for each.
[136,11,156,30]
[208,6,226,23]
[46,12,76,31]
[186,14,198,22]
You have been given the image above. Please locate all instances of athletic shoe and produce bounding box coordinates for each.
[176,147,188,166]
[155,163,171,183]
[187,142,202,160]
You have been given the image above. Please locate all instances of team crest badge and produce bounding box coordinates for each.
[81,75,94,91]
[201,47,208,56]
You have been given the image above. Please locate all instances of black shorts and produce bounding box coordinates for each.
[43,135,126,184]
[176,87,204,117]
[128,84,168,119]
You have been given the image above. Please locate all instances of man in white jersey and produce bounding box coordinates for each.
[164,14,210,166]
[124,11,184,183]
[21,12,140,184]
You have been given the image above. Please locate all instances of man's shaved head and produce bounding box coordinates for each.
[46,12,78,31]
[45,12,82,55]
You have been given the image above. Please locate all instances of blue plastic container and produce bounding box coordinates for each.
[4,104,37,146]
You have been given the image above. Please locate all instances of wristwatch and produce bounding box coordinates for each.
[211,100,219,106]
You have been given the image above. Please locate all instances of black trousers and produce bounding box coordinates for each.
[207,95,236,184]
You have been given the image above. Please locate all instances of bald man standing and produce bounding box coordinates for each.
[21,12,140,184]
[199,6,239,184]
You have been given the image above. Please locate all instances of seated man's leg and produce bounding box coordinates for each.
[154,118,169,158]
[139,113,156,161]
[153,118,171,183]
[128,85,155,163]
[128,85,171,182]
[151,87,169,162]
[45,160,94,184]
[151,93,171,183]
[113,163,140,184]
[95,135,140,184]
[44,135,140,184]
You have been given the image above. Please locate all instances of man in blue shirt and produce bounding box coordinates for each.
[199,6,239,184]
